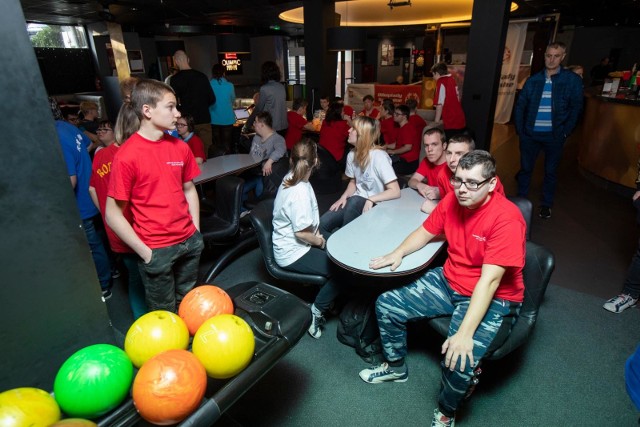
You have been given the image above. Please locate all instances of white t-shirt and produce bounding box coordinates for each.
[272,174,319,267]
[346,149,397,198]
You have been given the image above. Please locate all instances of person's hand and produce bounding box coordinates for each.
[633,190,640,201]
[369,251,403,271]
[141,248,153,265]
[416,183,429,198]
[423,186,439,200]
[315,230,326,249]
[441,333,475,372]
[330,197,347,211]
[262,159,273,176]
[362,199,375,213]
[421,199,437,214]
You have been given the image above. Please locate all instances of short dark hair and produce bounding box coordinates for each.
[448,134,476,150]
[363,94,374,102]
[457,150,496,179]
[212,63,225,80]
[255,111,273,128]
[261,61,281,83]
[292,98,308,111]
[423,127,445,144]
[395,104,410,118]
[179,114,195,133]
[548,41,567,51]
[406,98,418,111]
[325,102,345,122]
[431,62,449,75]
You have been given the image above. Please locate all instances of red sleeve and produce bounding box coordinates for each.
[415,158,429,177]
[108,150,133,201]
[182,145,201,183]
[188,135,206,161]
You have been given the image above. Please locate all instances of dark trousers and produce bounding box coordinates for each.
[319,195,367,240]
[137,231,204,313]
[623,238,640,298]
[516,132,565,208]
[284,247,343,313]
[391,157,419,176]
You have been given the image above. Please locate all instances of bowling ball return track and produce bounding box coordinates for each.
[97,281,311,426]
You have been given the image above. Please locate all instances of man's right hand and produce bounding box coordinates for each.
[369,251,403,271]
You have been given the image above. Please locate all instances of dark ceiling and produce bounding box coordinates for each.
[19,0,640,37]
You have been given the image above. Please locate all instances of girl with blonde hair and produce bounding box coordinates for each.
[319,116,400,238]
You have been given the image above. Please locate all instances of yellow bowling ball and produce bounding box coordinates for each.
[0,387,60,427]
[192,314,255,379]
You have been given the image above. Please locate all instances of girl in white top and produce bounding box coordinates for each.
[272,139,342,339]
[319,116,401,239]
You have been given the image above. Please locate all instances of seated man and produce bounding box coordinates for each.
[406,98,427,141]
[386,104,420,175]
[359,94,380,119]
[421,135,506,214]
[360,150,526,427]
[285,98,315,151]
[407,127,448,199]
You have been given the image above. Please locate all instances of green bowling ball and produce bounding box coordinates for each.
[53,344,133,419]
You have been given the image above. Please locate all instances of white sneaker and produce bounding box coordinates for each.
[307,305,325,339]
[603,294,638,313]
[431,409,455,427]
[359,362,408,383]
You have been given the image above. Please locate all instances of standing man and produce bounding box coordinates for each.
[514,41,583,219]
[360,151,526,427]
[170,50,216,158]
[431,62,466,140]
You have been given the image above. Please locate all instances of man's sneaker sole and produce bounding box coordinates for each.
[359,363,408,383]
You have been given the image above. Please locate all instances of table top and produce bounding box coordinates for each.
[326,188,445,277]
[194,154,261,185]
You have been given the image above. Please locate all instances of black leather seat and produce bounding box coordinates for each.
[249,198,328,286]
[309,144,343,195]
[427,240,555,360]
[200,176,257,283]
[507,196,533,241]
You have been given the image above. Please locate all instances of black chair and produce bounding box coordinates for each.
[427,240,555,360]
[200,176,258,283]
[507,196,533,241]
[309,144,343,195]
[249,198,328,286]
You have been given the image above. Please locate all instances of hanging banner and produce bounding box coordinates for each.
[494,22,528,124]
[374,84,422,106]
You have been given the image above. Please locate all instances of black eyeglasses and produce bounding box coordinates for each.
[393,112,405,116]
[96,128,113,133]
[449,176,492,191]
[176,124,187,128]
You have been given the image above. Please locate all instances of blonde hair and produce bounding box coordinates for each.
[352,116,381,170]
[79,101,98,114]
[283,138,319,188]
[114,103,140,144]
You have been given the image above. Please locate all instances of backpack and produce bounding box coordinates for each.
[336,293,383,363]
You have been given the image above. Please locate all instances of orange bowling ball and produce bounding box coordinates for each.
[132,349,207,425]
[192,314,255,379]
[124,311,190,368]
[179,285,234,335]
[0,387,61,427]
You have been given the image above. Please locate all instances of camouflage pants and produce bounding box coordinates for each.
[375,267,520,414]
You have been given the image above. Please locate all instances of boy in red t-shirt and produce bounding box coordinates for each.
[105,79,204,313]
[386,104,420,175]
[361,150,525,427]
[408,127,447,199]
[359,94,380,119]
[285,98,315,151]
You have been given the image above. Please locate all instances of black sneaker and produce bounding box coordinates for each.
[538,206,551,219]
[111,268,121,279]
[101,289,112,300]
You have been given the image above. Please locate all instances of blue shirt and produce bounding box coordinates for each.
[55,120,99,220]
[209,77,236,125]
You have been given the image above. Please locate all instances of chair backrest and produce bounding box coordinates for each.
[487,240,555,359]
[200,175,243,241]
[507,196,533,241]
[249,199,328,286]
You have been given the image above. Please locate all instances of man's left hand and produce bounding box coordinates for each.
[441,332,475,372]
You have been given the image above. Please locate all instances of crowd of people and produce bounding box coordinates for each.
[51,40,640,427]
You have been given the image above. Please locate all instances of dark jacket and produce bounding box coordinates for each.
[515,67,583,140]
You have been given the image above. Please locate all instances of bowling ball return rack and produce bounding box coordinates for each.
[97,280,311,426]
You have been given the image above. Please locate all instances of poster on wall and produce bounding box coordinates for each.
[127,50,145,73]
[494,22,528,123]
[381,44,394,66]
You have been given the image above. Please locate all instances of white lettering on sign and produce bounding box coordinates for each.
[222,58,242,71]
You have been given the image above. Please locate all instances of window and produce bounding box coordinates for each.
[27,24,88,49]
[287,40,306,85]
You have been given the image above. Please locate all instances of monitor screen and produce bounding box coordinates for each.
[233,108,250,121]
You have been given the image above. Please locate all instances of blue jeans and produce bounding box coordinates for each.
[137,231,205,313]
[122,253,148,319]
[243,175,264,206]
[319,195,367,240]
[376,267,520,416]
[82,216,111,291]
[516,132,565,208]
[284,247,343,313]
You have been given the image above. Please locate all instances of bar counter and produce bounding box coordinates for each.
[577,90,640,190]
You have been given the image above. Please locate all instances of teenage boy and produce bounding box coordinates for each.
[361,151,526,427]
[407,127,448,199]
[106,79,204,313]
[285,98,315,151]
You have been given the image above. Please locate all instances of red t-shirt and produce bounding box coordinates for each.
[108,132,201,248]
[434,75,466,130]
[396,123,420,163]
[319,120,350,161]
[285,111,309,150]
[380,116,397,146]
[360,108,380,119]
[185,133,206,162]
[415,158,448,185]
[89,144,132,253]
[423,192,525,302]
[409,114,427,140]
[343,105,355,118]
[437,170,506,199]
